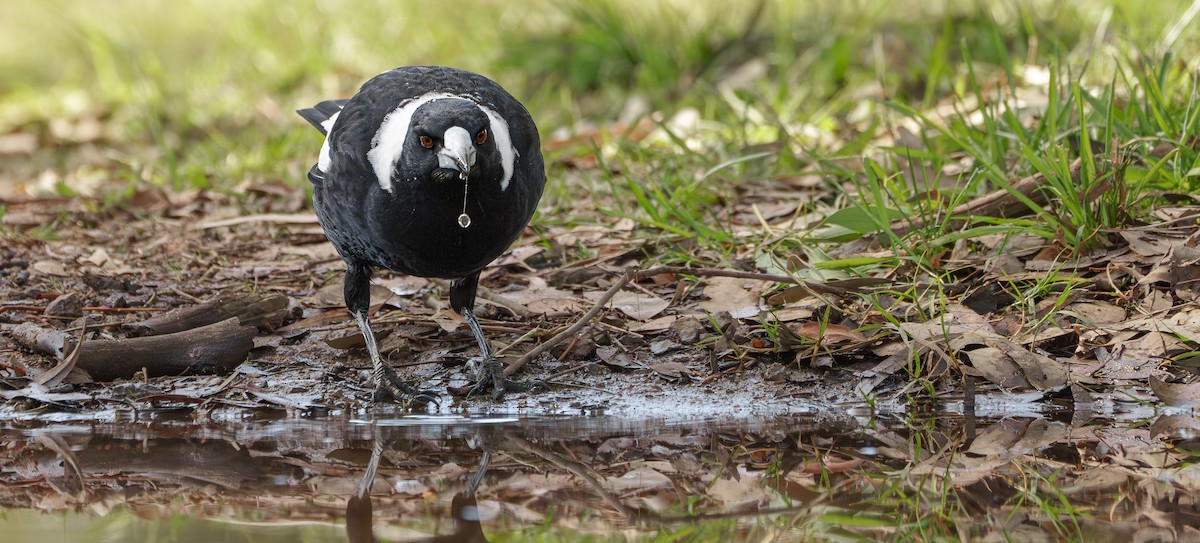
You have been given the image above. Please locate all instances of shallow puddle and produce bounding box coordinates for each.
[2,406,1199,542]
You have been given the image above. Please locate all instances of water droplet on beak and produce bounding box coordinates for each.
[457,213,471,228]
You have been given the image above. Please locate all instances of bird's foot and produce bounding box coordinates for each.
[462,357,546,400]
[372,363,439,408]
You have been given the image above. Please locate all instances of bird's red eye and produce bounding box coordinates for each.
[475,129,488,145]
[419,135,434,148]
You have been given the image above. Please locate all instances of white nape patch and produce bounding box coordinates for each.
[316,111,341,173]
[438,126,476,172]
[476,104,518,191]
[367,92,461,192]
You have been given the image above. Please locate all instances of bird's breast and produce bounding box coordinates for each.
[322,175,528,278]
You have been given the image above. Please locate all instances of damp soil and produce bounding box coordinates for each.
[4,187,1200,541]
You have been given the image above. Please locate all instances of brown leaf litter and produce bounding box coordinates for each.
[2,166,1200,416]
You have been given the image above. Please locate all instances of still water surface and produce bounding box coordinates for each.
[1,405,1197,542]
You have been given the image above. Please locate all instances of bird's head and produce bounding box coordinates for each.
[405,98,496,185]
[367,93,520,227]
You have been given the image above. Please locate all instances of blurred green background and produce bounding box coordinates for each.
[0,0,1197,229]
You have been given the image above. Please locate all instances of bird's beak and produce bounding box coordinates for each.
[438,128,477,181]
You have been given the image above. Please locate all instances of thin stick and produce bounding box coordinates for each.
[645,266,800,285]
[82,306,170,313]
[546,362,595,381]
[504,269,634,376]
[494,326,543,356]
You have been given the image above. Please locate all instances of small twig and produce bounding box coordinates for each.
[494,326,543,357]
[476,288,532,318]
[505,269,635,376]
[0,305,44,312]
[547,362,595,381]
[555,335,581,363]
[645,266,799,285]
[887,158,1083,236]
[0,305,160,314]
[596,320,642,339]
[541,380,615,394]
[170,287,204,303]
[82,306,170,313]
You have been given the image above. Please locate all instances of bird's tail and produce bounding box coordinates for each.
[297,99,349,135]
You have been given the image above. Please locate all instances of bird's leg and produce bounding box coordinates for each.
[353,311,423,404]
[345,263,436,408]
[450,273,544,400]
[460,307,506,399]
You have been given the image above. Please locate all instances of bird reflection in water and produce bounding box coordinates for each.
[346,437,490,543]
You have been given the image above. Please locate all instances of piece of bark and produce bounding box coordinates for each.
[124,291,293,337]
[34,322,86,387]
[44,292,84,318]
[13,318,255,381]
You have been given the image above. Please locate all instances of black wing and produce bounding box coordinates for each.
[296,99,349,135]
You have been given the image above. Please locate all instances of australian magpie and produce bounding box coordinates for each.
[298,66,546,404]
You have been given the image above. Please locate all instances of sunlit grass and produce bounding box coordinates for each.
[7,1,1198,239]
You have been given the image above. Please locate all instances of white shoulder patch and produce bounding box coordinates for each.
[367,92,460,192]
[477,104,518,191]
[316,111,341,174]
[367,92,520,193]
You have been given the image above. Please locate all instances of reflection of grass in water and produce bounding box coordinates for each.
[0,508,345,542]
[1,505,809,542]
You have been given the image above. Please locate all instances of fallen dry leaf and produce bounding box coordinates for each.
[706,475,768,510]
[967,418,1069,457]
[647,361,693,379]
[586,289,669,321]
[698,276,762,319]
[32,260,71,277]
[994,340,1068,391]
[792,322,865,345]
[1149,376,1200,408]
[503,276,586,316]
[627,314,679,333]
[33,322,87,388]
[964,347,1029,389]
[606,467,673,493]
[1064,301,1127,325]
[1149,413,1200,438]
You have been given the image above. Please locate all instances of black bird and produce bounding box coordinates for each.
[298,66,545,404]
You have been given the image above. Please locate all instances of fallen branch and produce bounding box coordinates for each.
[124,291,293,337]
[13,318,255,381]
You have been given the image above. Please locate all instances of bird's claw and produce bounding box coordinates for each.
[466,358,506,400]
[466,358,546,400]
[372,363,439,408]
